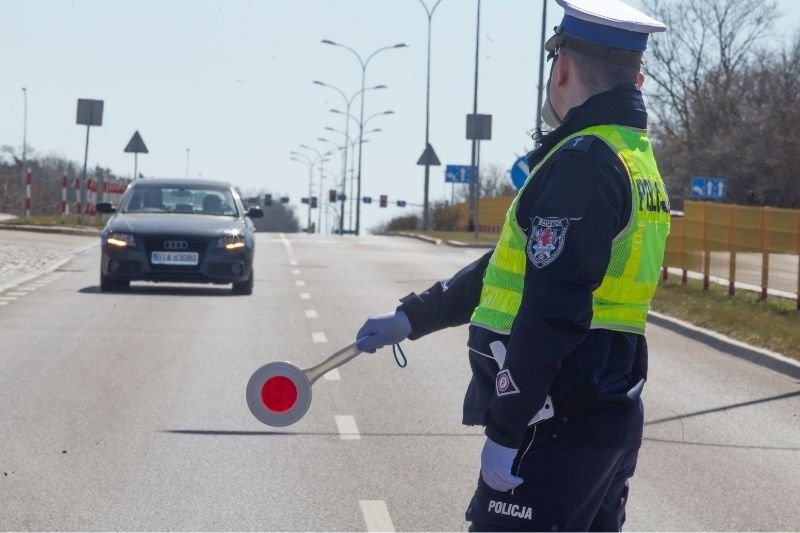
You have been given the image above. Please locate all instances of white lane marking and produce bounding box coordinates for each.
[295,280,306,287]
[300,292,311,300]
[17,286,38,292]
[324,368,341,381]
[0,301,8,306]
[280,233,299,265]
[312,332,327,343]
[304,309,318,319]
[292,269,301,275]
[335,415,361,440]
[0,296,18,301]
[6,292,26,297]
[360,500,395,532]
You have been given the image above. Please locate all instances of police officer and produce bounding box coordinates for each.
[356,0,670,530]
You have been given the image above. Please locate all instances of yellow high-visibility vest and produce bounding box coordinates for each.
[470,124,670,335]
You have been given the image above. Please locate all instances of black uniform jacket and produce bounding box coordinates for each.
[398,84,651,450]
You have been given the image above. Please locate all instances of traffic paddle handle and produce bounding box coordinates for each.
[303,341,362,384]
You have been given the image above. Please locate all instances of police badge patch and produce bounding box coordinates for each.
[527,216,570,269]
[495,369,520,397]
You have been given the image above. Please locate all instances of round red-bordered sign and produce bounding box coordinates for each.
[246,361,312,427]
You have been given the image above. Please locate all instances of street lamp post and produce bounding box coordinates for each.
[313,81,386,235]
[321,39,408,236]
[298,144,333,234]
[330,107,392,232]
[417,0,444,230]
[290,152,316,232]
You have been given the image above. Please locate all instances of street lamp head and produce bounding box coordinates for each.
[321,39,338,46]
[382,110,395,115]
[330,109,344,115]
[312,80,326,86]
[372,84,388,90]
[393,43,409,49]
[299,144,311,150]
[317,137,329,142]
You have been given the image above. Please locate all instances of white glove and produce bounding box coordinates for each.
[355,310,412,353]
[480,437,524,492]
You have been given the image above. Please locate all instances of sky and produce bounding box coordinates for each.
[1,0,799,232]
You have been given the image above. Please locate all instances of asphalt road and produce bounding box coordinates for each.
[0,232,798,531]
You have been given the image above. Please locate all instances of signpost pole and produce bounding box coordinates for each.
[81,124,90,224]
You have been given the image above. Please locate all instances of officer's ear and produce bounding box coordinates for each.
[554,49,571,88]
[636,71,645,90]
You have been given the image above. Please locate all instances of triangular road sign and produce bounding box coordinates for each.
[416,143,441,166]
[124,131,149,154]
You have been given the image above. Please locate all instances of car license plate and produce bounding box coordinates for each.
[151,251,199,266]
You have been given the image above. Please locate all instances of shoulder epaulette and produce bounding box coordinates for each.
[559,135,596,155]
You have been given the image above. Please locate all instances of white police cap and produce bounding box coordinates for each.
[545,0,666,56]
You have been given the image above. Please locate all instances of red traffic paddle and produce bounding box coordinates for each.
[246,341,364,427]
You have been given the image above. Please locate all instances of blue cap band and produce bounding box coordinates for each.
[560,14,649,52]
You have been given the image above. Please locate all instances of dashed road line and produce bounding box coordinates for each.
[292,269,301,275]
[312,332,328,343]
[335,415,360,440]
[300,292,311,300]
[304,309,318,319]
[360,500,395,532]
[0,301,8,307]
[6,292,26,297]
[295,280,306,287]
[324,368,341,381]
[0,296,18,301]
[290,260,298,266]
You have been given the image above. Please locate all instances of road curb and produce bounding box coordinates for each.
[444,239,495,249]
[0,223,100,237]
[647,310,800,380]
[392,232,442,245]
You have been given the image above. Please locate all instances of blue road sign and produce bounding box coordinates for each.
[510,155,530,190]
[445,164,473,184]
[690,177,728,199]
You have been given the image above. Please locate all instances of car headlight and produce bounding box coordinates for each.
[106,232,135,248]
[217,233,246,250]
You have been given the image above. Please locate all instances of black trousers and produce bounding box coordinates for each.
[465,424,639,532]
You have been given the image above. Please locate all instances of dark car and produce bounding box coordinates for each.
[96,178,263,294]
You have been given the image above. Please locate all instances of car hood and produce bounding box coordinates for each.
[104,213,245,237]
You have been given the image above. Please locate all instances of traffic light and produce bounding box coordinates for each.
[379,194,388,208]
[397,200,407,208]
[280,196,290,204]
[310,196,318,209]
[329,189,337,202]
[264,194,272,207]
[362,196,372,204]
[301,197,309,205]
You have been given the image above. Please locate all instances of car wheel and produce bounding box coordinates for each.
[232,269,254,295]
[100,273,130,292]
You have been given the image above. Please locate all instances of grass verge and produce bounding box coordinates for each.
[652,276,800,362]
[2,215,102,228]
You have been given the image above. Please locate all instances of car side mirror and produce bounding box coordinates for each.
[96,202,116,214]
[247,206,264,218]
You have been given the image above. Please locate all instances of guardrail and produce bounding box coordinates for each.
[444,197,800,308]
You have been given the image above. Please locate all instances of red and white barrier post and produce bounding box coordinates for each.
[74,178,82,216]
[61,175,68,222]
[24,168,32,219]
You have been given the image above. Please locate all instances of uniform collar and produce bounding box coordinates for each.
[529,84,647,167]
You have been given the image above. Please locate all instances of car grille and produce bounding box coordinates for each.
[144,237,209,270]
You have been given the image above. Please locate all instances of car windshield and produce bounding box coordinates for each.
[121,185,239,216]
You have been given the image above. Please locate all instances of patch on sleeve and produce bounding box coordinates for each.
[526,216,570,269]
[495,369,520,397]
